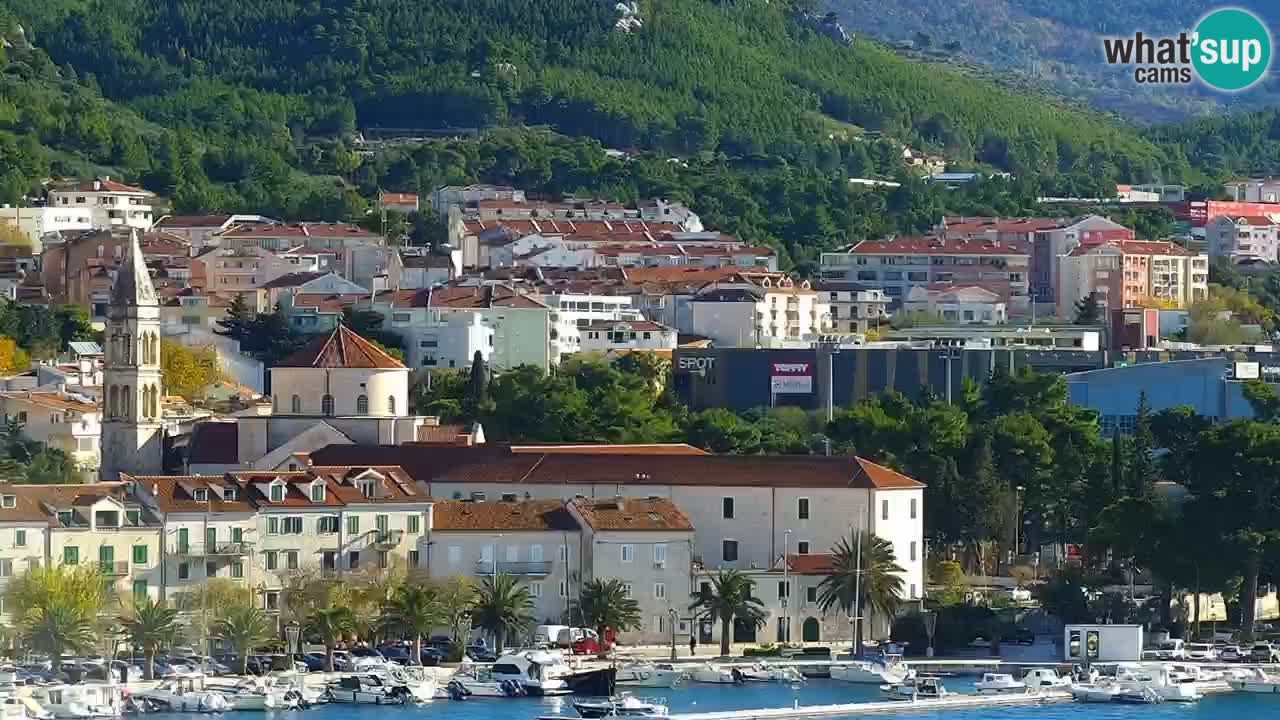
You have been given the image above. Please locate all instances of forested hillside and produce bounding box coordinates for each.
[827,0,1280,120]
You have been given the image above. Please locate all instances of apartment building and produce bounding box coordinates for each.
[361,289,494,371]
[578,320,678,354]
[687,275,831,347]
[0,391,101,479]
[1225,178,1280,203]
[820,236,1031,313]
[1206,215,1280,264]
[1057,240,1208,318]
[426,285,557,368]
[903,284,1008,325]
[47,178,155,231]
[152,215,278,250]
[41,229,189,315]
[812,281,888,334]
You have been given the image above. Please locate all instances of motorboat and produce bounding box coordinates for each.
[323,674,411,705]
[973,673,1026,694]
[830,660,913,685]
[880,676,949,700]
[1022,668,1072,689]
[490,651,576,696]
[383,665,437,703]
[218,674,311,711]
[444,678,526,700]
[1165,663,1222,683]
[615,664,684,688]
[1112,687,1163,704]
[1118,664,1200,702]
[0,675,53,720]
[571,694,669,718]
[734,663,803,684]
[27,684,123,719]
[1070,684,1123,703]
[1228,667,1280,693]
[688,664,738,685]
[132,674,230,713]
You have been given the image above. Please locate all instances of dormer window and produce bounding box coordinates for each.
[358,480,376,499]
[269,484,285,503]
[0,495,14,509]
[57,511,73,526]
[224,487,239,501]
[193,489,209,502]
[310,482,326,503]
[126,510,140,526]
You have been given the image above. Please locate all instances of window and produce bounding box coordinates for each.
[505,544,518,562]
[623,583,633,598]
[654,583,666,600]
[530,545,544,563]
[559,581,569,598]
[232,527,243,543]
[231,562,244,579]
[501,492,518,502]
[310,483,326,502]
[346,515,360,535]
[265,551,278,571]
[14,529,25,547]
[376,514,389,534]
[178,562,190,579]
[798,541,810,555]
[193,488,208,502]
[621,544,634,563]
[206,561,217,577]
[722,539,739,562]
[407,515,420,533]
[910,584,917,599]
[265,592,280,611]
[205,527,217,549]
[286,517,303,534]
[722,497,735,519]
[318,516,339,534]
[224,488,239,501]
[267,517,280,535]
[63,546,79,566]
[286,551,299,570]
[126,510,140,526]
[910,498,918,520]
[388,396,396,415]
[133,580,147,599]
[177,527,190,552]
[348,551,360,569]
[881,499,889,520]
[356,395,368,414]
[559,544,569,563]
[57,510,73,526]
[0,495,13,509]
[378,550,388,569]
[653,543,667,566]
[910,541,917,562]
[269,484,285,503]
[132,545,147,565]
[291,395,301,413]
[653,615,665,635]
[448,545,461,565]
[778,580,790,601]
[797,497,810,520]
[321,395,334,416]
[408,550,419,567]
[0,559,11,577]
[529,581,543,598]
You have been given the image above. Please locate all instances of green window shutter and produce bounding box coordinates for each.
[205,527,217,549]
[346,515,359,534]
[407,515,420,534]
[132,545,147,565]
[132,580,147,599]
[376,514,389,533]
[63,546,79,566]
[177,528,189,553]
[231,527,243,543]
[99,545,113,569]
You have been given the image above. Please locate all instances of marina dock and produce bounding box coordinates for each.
[666,691,1074,720]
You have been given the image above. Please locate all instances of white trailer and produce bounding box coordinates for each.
[1063,624,1144,663]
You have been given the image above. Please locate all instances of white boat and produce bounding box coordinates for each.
[1229,667,1280,693]
[0,674,53,720]
[571,694,669,718]
[1071,684,1123,703]
[688,664,738,684]
[735,663,803,684]
[133,674,230,713]
[880,677,949,701]
[1120,664,1200,702]
[323,674,411,704]
[219,674,310,711]
[384,666,437,703]
[973,673,1026,694]
[444,677,526,699]
[27,684,122,719]
[490,651,574,696]
[830,660,913,685]
[615,664,684,688]
[1022,668,1071,689]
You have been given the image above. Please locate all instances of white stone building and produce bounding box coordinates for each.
[578,320,678,354]
[1206,215,1280,264]
[360,290,494,371]
[813,281,889,334]
[47,178,155,231]
[0,391,101,479]
[903,284,1008,324]
[687,275,831,347]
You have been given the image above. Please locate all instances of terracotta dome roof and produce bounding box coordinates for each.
[277,325,405,370]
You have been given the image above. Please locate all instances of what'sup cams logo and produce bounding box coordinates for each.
[1103,7,1271,91]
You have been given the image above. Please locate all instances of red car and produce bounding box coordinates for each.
[571,633,613,655]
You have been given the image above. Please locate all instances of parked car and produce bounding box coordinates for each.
[1141,649,1161,661]
[419,648,446,666]
[177,656,231,676]
[1012,627,1035,646]
[1219,645,1245,662]
[301,653,328,672]
[1249,643,1280,663]
[1186,643,1218,661]
[1154,639,1186,660]
[572,635,613,656]
[379,646,411,665]
[465,645,497,663]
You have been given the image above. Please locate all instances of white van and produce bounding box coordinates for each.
[533,625,571,648]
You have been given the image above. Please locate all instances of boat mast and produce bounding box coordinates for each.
[852,524,862,656]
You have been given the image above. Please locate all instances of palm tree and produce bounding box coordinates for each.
[383,582,443,665]
[470,574,534,653]
[689,570,767,657]
[24,600,96,673]
[572,579,641,657]
[816,531,905,651]
[307,606,357,672]
[214,604,275,675]
[121,599,179,680]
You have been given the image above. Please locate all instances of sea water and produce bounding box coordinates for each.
[141,679,1275,720]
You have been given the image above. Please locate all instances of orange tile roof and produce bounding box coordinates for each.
[570,497,694,532]
[55,178,152,195]
[786,553,836,575]
[428,285,548,309]
[278,325,406,369]
[432,499,579,531]
[849,236,1030,256]
[509,444,707,456]
[0,392,97,413]
[126,475,257,513]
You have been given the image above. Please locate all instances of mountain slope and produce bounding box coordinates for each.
[3,0,1175,181]
[825,0,1280,121]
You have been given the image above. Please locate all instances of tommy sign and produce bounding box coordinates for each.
[770,362,813,394]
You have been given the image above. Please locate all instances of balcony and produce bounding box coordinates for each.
[373,530,404,550]
[475,560,552,576]
[173,541,254,557]
[99,561,130,576]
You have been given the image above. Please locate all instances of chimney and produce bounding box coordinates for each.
[93,179,102,191]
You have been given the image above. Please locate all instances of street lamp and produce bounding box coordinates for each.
[782,529,792,645]
[1013,485,1026,560]
[668,609,679,661]
[921,609,937,658]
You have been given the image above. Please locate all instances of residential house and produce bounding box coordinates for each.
[1225,178,1280,204]
[151,214,278,250]
[903,284,1008,325]
[427,285,558,368]
[0,206,93,252]
[1030,216,1134,304]
[47,177,155,231]
[0,391,100,479]
[191,247,328,302]
[578,320,678,354]
[259,271,369,321]
[430,185,525,215]
[399,252,459,289]
[361,290,494,371]
[687,274,831,347]
[378,192,420,214]
[1206,215,1280,264]
[41,228,190,315]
